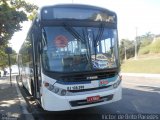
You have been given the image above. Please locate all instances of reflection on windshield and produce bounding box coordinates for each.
[41,26,118,72]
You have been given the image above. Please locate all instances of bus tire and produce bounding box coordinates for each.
[31,79,34,96]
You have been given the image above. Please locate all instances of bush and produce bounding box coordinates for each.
[138,45,150,55]
[140,40,152,47]
[138,38,160,54]
[150,38,160,53]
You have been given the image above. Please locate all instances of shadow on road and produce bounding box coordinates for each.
[0,76,25,119]
[14,74,160,119]
[17,78,160,120]
[136,85,160,92]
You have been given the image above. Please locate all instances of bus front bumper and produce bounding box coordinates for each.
[41,84,122,111]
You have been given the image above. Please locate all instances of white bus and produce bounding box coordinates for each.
[18,4,122,111]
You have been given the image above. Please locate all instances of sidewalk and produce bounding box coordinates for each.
[121,73,160,78]
[0,76,34,120]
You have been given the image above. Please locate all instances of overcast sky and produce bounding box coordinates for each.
[10,0,160,52]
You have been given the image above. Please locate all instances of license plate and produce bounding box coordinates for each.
[87,96,100,103]
[99,80,108,87]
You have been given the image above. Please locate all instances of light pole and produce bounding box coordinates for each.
[125,46,127,61]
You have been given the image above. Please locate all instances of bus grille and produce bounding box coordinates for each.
[63,72,117,82]
[69,94,113,107]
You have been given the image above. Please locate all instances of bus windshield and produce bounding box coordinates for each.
[42,26,118,72]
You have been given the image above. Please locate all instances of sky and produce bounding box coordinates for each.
[9,0,160,53]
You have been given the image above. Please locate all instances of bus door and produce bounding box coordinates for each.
[30,32,40,100]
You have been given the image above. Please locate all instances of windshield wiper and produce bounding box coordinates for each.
[93,23,104,59]
[82,28,92,70]
[63,23,85,43]
[63,23,92,70]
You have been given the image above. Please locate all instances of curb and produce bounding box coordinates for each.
[121,73,160,78]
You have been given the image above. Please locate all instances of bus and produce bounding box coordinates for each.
[18,4,122,111]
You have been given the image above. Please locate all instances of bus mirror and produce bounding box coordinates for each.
[30,68,34,77]
[39,49,42,54]
[38,45,43,54]
[110,47,113,54]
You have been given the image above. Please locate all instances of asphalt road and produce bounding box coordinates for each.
[17,76,160,120]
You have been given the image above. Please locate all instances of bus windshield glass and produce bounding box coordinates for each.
[42,26,118,72]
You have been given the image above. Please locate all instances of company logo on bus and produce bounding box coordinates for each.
[86,76,98,80]
[54,35,68,48]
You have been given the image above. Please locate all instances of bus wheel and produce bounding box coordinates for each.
[31,79,34,97]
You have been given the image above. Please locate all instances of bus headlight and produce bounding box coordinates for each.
[113,82,118,88]
[48,84,54,91]
[61,89,67,96]
[113,78,121,88]
[44,82,68,96]
[53,87,59,93]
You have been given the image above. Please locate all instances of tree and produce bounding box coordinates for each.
[0,0,38,67]
[0,0,38,46]
[120,39,139,62]
[137,32,154,48]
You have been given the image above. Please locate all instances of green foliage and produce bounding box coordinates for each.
[138,45,150,55]
[0,0,38,67]
[138,38,160,55]
[0,45,17,68]
[10,0,38,21]
[0,0,38,46]
[0,46,8,67]
[10,0,38,12]
[140,39,152,48]
[120,39,131,60]
[28,9,37,21]
[137,32,154,47]
[150,38,160,53]
[137,32,153,54]
[119,39,140,61]
[0,1,25,45]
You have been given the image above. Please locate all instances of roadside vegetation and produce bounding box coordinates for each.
[139,38,160,54]
[120,33,160,74]
[121,58,160,74]
[0,0,38,69]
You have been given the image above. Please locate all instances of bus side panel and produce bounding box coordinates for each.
[19,31,34,96]
[21,66,32,95]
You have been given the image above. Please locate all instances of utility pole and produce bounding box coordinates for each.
[125,46,127,61]
[135,27,138,60]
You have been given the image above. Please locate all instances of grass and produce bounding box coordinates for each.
[139,38,160,55]
[121,58,160,74]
